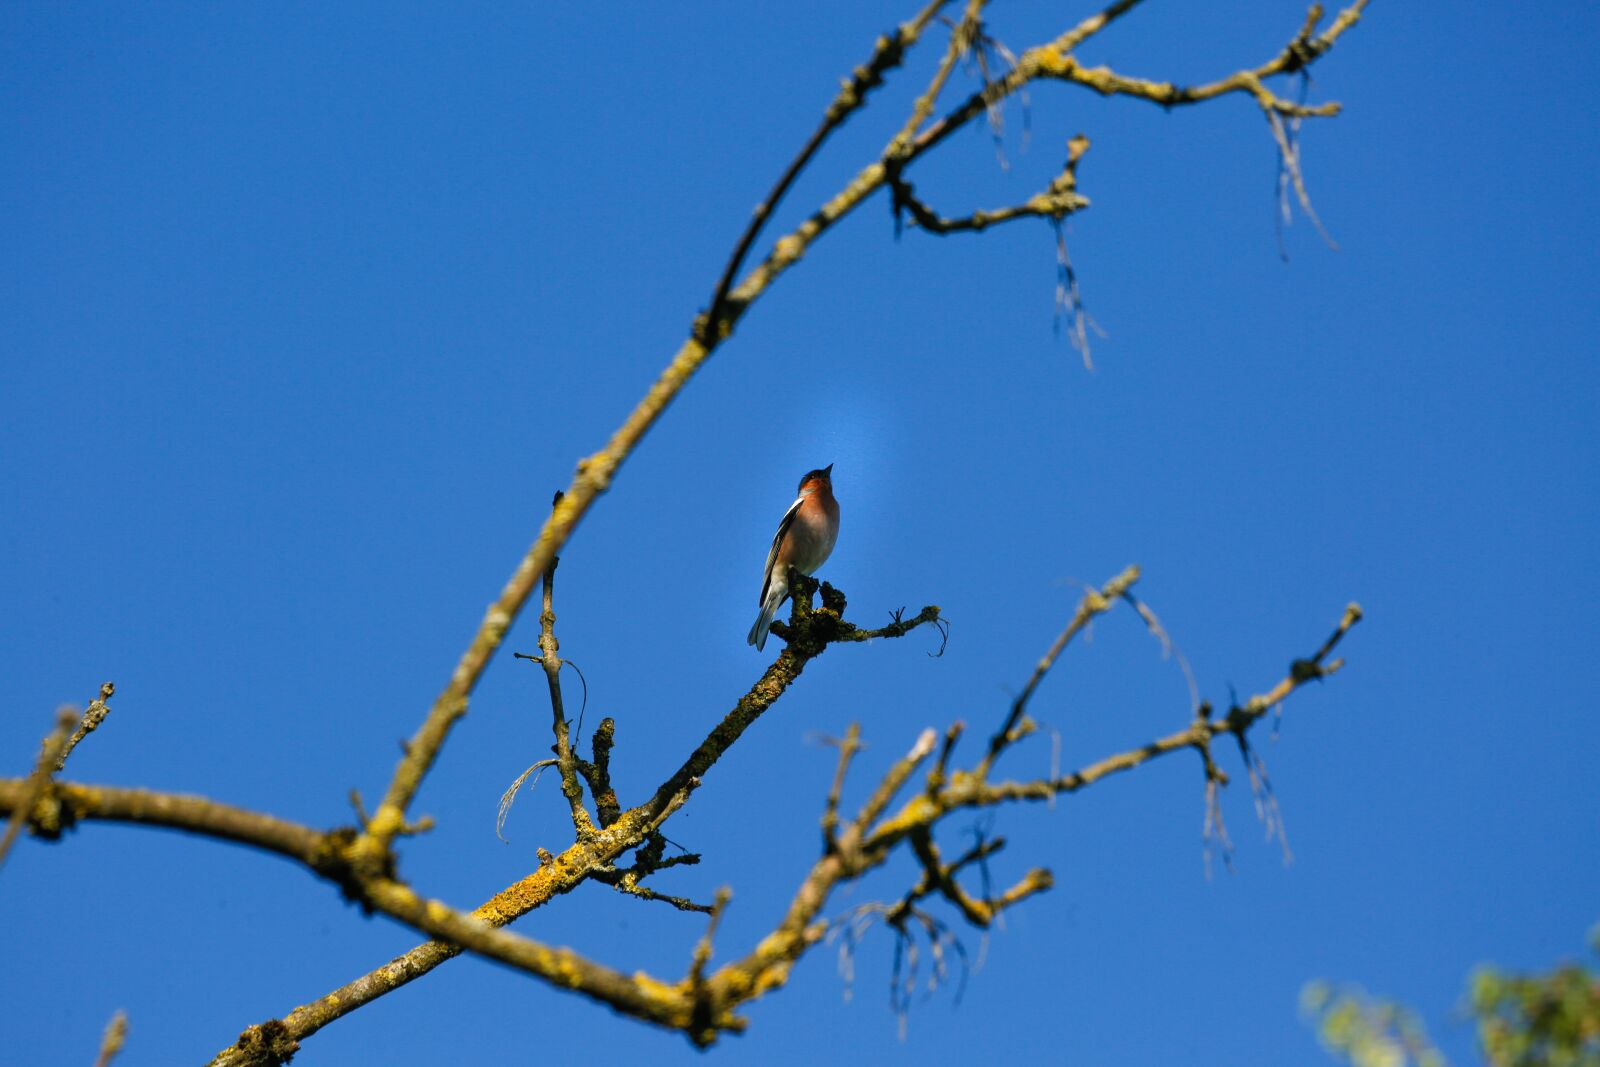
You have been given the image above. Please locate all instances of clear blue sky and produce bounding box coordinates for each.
[3,3,1595,1064]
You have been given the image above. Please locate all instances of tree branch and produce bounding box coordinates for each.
[820,723,864,853]
[704,0,952,338]
[93,1010,128,1067]
[529,514,594,835]
[206,579,942,1064]
[575,717,622,829]
[56,682,115,771]
[350,2,1367,872]
[14,2,1374,1058]
[688,598,1362,1041]
[0,708,77,874]
[981,564,1139,776]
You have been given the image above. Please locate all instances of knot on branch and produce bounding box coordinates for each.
[768,573,847,655]
[228,1019,299,1067]
[1282,3,1330,73]
[308,826,395,910]
[827,30,908,122]
[886,136,1091,238]
[1289,657,1324,684]
[21,784,72,841]
[769,571,943,658]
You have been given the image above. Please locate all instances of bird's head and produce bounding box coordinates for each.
[797,463,834,494]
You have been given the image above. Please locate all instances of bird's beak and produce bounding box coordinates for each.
[823,463,834,476]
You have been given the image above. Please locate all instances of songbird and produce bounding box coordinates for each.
[748,464,840,651]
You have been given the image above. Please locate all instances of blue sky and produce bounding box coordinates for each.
[3,3,1595,1064]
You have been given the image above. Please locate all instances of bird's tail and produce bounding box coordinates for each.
[747,585,787,651]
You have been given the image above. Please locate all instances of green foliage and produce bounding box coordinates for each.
[1302,982,1446,1067]
[1306,927,1600,1067]
[1471,928,1600,1067]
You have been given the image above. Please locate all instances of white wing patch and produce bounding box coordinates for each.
[759,494,806,604]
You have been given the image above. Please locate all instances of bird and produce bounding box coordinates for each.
[748,464,840,651]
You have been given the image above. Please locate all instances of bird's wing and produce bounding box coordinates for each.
[759,494,805,605]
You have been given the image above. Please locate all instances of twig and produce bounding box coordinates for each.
[703,0,952,337]
[885,0,985,164]
[821,723,864,853]
[695,599,1361,1035]
[688,889,734,987]
[93,1010,128,1067]
[981,566,1139,777]
[852,729,939,841]
[0,708,77,874]
[908,828,1053,928]
[890,135,1090,235]
[984,602,1364,807]
[592,857,714,915]
[1035,1,1367,118]
[56,682,115,771]
[926,720,965,794]
[575,717,622,828]
[645,582,941,822]
[530,500,595,835]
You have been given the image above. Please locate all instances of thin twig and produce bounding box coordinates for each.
[576,717,622,828]
[0,708,77,874]
[56,681,115,771]
[981,565,1139,776]
[704,0,951,336]
[531,499,595,835]
[821,724,864,852]
[93,1010,128,1067]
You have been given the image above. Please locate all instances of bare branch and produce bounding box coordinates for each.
[528,505,596,835]
[1038,2,1367,118]
[93,1010,128,1067]
[1,708,94,873]
[206,578,942,1062]
[594,870,713,915]
[885,0,986,163]
[982,602,1364,807]
[575,717,622,829]
[647,580,941,821]
[908,828,1052,927]
[349,2,1368,873]
[926,720,965,795]
[704,0,952,337]
[56,681,115,771]
[821,723,864,853]
[981,565,1139,777]
[0,780,330,870]
[890,135,1090,235]
[681,599,1361,1043]
[851,729,940,845]
[3,2,1379,1057]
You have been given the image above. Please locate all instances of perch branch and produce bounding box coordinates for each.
[207,582,942,1065]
